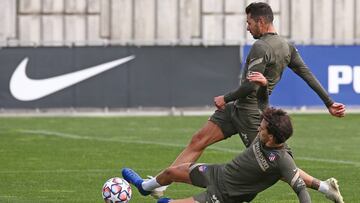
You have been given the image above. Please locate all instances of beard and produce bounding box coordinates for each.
[252,34,261,39]
[250,26,261,39]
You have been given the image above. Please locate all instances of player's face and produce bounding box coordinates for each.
[258,119,270,143]
[246,14,261,39]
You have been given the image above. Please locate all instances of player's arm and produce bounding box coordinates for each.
[248,72,269,111]
[279,156,312,203]
[222,76,260,102]
[288,44,345,117]
[221,43,269,104]
[214,78,269,111]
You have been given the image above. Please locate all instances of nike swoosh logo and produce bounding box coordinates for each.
[10,55,135,101]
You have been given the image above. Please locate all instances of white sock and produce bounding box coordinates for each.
[142,177,161,191]
[318,181,330,194]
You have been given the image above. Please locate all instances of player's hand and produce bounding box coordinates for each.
[328,102,346,117]
[214,95,226,110]
[247,71,268,86]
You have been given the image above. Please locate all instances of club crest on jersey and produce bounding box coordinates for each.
[198,165,207,172]
[268,152,276,162]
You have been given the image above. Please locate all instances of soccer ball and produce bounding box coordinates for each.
[102,177,132,203]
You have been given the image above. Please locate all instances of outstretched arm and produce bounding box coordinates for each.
[290,170,312,203]
[291,64,346,117]
[279,156,311,203]
[288,45,345,117]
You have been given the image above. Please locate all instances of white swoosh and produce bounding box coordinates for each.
[10,55,135,101]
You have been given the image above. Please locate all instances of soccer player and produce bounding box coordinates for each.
[161,2,344,202]
[123,108,311,203]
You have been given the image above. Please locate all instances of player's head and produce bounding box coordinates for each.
[259,107,293,144]
[245,2,274,39]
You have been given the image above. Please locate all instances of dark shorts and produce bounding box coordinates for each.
[209,102,261,147]
[189,163,257,203]
[189,163,225,203]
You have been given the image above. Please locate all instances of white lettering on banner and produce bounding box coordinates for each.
[328,65,360,94]
[354,66,360,93]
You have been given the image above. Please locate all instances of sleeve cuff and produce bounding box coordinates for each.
[224,93,233,103]
[325,100,334,108]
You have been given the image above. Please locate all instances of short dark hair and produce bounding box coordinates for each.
[261,107,293,144]
[245,2,274,23]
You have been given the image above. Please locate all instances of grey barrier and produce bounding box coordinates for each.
[0,46,240,108]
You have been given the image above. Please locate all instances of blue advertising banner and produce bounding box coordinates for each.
[243,45,360,107]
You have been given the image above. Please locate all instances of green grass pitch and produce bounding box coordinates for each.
[0,114,359,202]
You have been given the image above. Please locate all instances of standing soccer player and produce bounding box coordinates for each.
[155,2,345,202]
[123,108,311,203]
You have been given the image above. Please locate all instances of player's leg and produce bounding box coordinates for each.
[157,163,225,203]
[157,104,237,198]
[170,121,225,166]
[151,120,225,198]
[156,163,193,186]
[123,163,193,196]
[298,168,344,203]
[171,103,238,166]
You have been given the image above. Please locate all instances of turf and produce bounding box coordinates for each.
[0,114,359,202]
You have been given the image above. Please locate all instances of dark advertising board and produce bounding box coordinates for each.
[0,46,240,108]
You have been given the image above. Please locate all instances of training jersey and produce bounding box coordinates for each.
[219,136,310,201]
[224,33,333,110]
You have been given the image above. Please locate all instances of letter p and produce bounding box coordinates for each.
[328,65,352,94]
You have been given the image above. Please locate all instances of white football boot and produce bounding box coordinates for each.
[324,178,344,203]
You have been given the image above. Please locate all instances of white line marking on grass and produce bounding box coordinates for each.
[18,129,360,167]
[297,157,360,166]
[19,129,188,148]
[41,190,75,193]
[0,168,160,174]
[0,196,17,198]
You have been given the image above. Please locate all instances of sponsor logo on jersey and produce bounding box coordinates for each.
[253,141,269,171]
